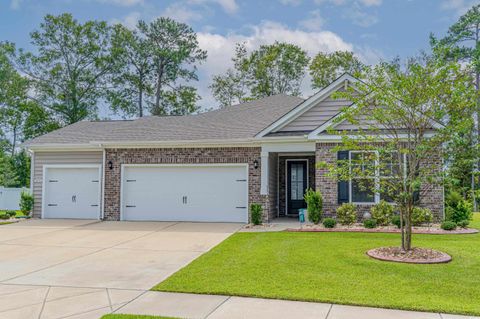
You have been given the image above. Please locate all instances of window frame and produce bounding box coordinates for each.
[348,150,405,205]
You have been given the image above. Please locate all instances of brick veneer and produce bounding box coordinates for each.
[104,147,264,221]
[315,143,444,221]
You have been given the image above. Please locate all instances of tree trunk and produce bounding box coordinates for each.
[155,62,164,113]
[138,73,143,118]
[474,71,480,211]
[11,125,17,157]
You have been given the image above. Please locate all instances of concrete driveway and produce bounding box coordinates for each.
[0,219,241,319]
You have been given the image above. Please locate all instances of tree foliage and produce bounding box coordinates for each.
[309,51,365,89]
[210,42,309,107]
[321,56,475,251]
[14,13,115,124]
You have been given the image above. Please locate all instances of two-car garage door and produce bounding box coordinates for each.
[121,165,248,223]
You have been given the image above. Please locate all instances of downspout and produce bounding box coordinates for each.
[29,150,34,194]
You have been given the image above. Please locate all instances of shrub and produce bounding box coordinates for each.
[441,221,457,231]
[250,203,263,225]
[446,190,463,208]
[363,218,377,229]
[411,207,433,226]
[391,215,402,229]
[19,192,34,216]
[370,200,394,226]
[304,188,323,224]
[6,210,17,217]
[456,220,470,228]
[0,214,9,220]
[323,218,336,228]
[336,203,357,225]
[446,199,473,224]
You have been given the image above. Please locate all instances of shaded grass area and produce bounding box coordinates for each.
[154,214,480,316]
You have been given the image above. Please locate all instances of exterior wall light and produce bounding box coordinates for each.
[253,159,259,169]
[108,161,113,170]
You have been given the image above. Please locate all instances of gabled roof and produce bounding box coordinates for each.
[255,73,359,138]
[24,94,304,147]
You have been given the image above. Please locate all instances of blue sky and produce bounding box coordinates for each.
[0,0,477,114]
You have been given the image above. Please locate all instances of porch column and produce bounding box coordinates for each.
[260,150,269,195]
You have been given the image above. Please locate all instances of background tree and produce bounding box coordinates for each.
[210,42,309,107]
[430,4,480,209]
[137,17,207,116]
[309,51,365,89]
[14,13,115,125]
[107,24,152,118]
[322,56,475,251]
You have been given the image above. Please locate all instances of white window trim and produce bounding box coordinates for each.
[348,151,405,205]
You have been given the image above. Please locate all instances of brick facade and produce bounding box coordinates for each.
[104,147,264,221]
[315,143,444,221]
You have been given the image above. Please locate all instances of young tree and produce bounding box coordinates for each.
[322,57,475,251]
[430,4,480,209]
[210,42,309,107]
[14,13,115,125]
[107,24,152,118]
[137,17,207,116]
[309,51,365,89]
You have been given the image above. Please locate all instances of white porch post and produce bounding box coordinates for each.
[260,151,269,195]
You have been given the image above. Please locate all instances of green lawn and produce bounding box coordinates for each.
[101,315,176,319]
[154,213,480,316]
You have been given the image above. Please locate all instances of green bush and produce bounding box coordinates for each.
[250,203,263,225]
[6,210,17,217]
[19,192,34,216]
[446,190,463,208]
[441,221,457,231]
[391,215,402,228]
[323,218,336,228]
[411,207,433,226]
[336,203,357,225]
[446,199,473,224]
[363,218,377,229]
[304,188,323,224]
[0,214,10,220]
[370,200,394,226]
[456,220,470,228]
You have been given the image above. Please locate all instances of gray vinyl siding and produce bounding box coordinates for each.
[335,115,380,131]
[32,151,103,218]
[277,96,350,132]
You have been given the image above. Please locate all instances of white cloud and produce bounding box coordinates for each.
[359,0,382,6]
[279,0,303,6]
[299,10,325,31]
[315,0,381,6]
[441,0,476,15]
[344,4,378,27]
[111,11,141,29]
[195,21,369,107]
[98,0,144,6]
[163,3,203,23]
[189,0,239,14]
[10,0,22,10]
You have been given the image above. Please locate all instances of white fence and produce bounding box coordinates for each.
[0,187,28,211]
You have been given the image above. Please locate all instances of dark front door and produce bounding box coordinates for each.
[287,160,308,215]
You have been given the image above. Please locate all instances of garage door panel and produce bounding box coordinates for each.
[122,165,248,222]
[44,167,100,219]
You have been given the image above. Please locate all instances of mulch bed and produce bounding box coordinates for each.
[366,247,452,264]
[286,226,478,235]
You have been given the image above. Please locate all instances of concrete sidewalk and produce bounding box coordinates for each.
[115,291,479,319]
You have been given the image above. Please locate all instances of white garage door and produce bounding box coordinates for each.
[43,166,101,219]
[122,165,248,222]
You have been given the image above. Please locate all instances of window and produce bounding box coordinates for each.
[290,163,305,200]
[349,151,404,204]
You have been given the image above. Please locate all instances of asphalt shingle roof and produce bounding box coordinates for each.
[25,94,304,146]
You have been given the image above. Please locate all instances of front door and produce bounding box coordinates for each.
[287,160,308,215]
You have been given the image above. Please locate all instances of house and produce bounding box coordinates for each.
[24,74,444,223]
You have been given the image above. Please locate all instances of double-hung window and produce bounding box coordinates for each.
[349,150,403,204]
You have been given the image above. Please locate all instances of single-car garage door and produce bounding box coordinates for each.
[122,165,248,222]
[43,166,101,219]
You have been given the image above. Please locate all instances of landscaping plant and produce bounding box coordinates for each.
[323,217,336,228]
[336,203,357,225]
[363,218,377,229]
[411,207,433,226]
[391,215,402,229]
[19,191,34,217]
[370,200,394,226]
[250,203,263,225]
[0,214,9,220]
[304,188,323,224]
[446,194,473,224]
[456,220,470,228]
[441,221,457,231]
[6,210,17,217]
